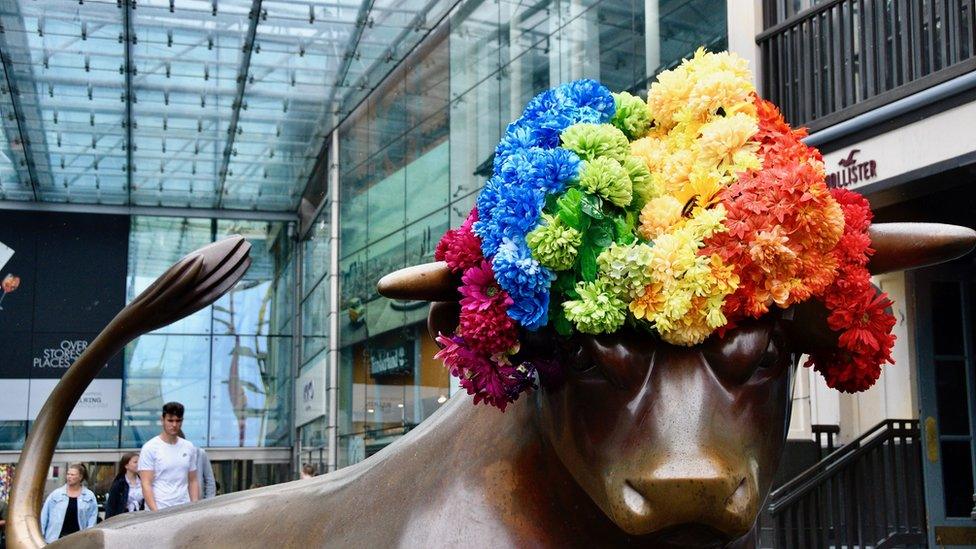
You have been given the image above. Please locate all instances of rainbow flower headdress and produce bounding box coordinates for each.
[433,49,895,410]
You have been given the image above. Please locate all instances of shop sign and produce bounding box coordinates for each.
[296,356,327,427]
[369,342,414,377]
[825,148,879,190]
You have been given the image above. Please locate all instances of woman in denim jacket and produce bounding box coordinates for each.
[39,463,98,542]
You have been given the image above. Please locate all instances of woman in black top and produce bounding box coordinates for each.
[105,452,142,518]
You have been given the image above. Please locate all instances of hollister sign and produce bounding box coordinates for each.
[825,149,878,190]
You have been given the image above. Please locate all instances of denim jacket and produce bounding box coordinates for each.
[40,485,98,542]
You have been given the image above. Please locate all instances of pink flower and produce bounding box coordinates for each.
[433,334,534,411]
[457,261,519,355]
[435,209,482,272]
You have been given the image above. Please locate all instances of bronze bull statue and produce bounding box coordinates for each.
[5,223,975,548]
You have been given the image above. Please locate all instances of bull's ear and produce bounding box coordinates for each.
[376,261,460,302]
[428,301,461,345]
[780,299,837,355]
[869,223,976,275]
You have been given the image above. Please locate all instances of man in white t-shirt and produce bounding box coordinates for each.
[138,401,200,510]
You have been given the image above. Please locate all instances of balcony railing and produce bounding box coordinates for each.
[757,0,976,131]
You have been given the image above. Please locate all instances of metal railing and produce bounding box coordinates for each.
[812,423,840,460]
[759,419,927,548]
[757,0,976,131]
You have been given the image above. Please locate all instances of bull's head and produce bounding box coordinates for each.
[379,222,975,546]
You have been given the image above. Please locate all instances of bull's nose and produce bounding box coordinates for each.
[618,470,757,539]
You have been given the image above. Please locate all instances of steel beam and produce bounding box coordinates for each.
[216,0,263,209]
[123,0,134,205]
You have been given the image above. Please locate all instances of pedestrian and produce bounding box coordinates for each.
[104,452,143,518]
[177,429,216,500]
[138,402,199,510]
[39,463,97,542]
[300,464,316,479]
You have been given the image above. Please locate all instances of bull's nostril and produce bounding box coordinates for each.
[622,480,651,516]
[725,477,749,515]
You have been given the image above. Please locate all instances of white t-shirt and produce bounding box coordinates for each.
[138,435,197,509]
[126,476,144,512]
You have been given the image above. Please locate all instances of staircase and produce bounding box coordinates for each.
[757,419,927,548]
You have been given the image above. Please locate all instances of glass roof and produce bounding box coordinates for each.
[0,0,446,212]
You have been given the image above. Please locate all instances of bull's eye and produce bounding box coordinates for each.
[565,343,610,381]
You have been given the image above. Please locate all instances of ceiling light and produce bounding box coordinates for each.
[437,395,447,404]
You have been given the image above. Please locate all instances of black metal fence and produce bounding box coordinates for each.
[757,0,976,130]
[758,419,927,548]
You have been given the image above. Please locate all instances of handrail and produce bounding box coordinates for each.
[768,419,917,511]
[770,419,902,498]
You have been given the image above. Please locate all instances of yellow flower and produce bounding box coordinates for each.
[638,195,684,240]
[697,112,760,172]
[630,135,669,174]
[673,168,728,210]
[630,282,665,320]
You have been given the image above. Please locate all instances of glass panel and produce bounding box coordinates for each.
[941,440,976,517]
[213,220,285,336]
[339,161,368,259]
[53,420,120,450]
[367,166,406,244]
[129,1,250,208]
[0,421,26,451]
[0,60,31,200]
[122,334,211,448]
[936,360,971,436]
[406,209,448,268]
[405,140,449,224]
[209,335,290,447]
[933,281,964,355]
[299,416,327,449]
[0,0,129,204]
[303,210,330,300]
[302,278,329,363]
[128,217,213,334]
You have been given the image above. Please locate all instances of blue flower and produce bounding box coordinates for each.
[555,79,616,121]
[520,88,560,125]
[494,124,542,174]
[531,148,581,194]
[475,185,546,257]
[492,238,553,330]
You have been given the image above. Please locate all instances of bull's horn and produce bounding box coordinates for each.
[869,223,976,275]
[787,222,976,354]
[376,261,459,302]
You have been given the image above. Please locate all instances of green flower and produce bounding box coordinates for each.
[597,242,654,300]
[560,123,631,162]
[611,92,652,140]
[578,157,632,207]
[624,156,658,210]
[527,214,582,271]
[563,280,628,334]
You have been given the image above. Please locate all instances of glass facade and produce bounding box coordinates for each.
[122,217,294,449]
[303,0,728,469]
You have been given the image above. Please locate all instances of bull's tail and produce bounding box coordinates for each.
[5,236,251,548]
